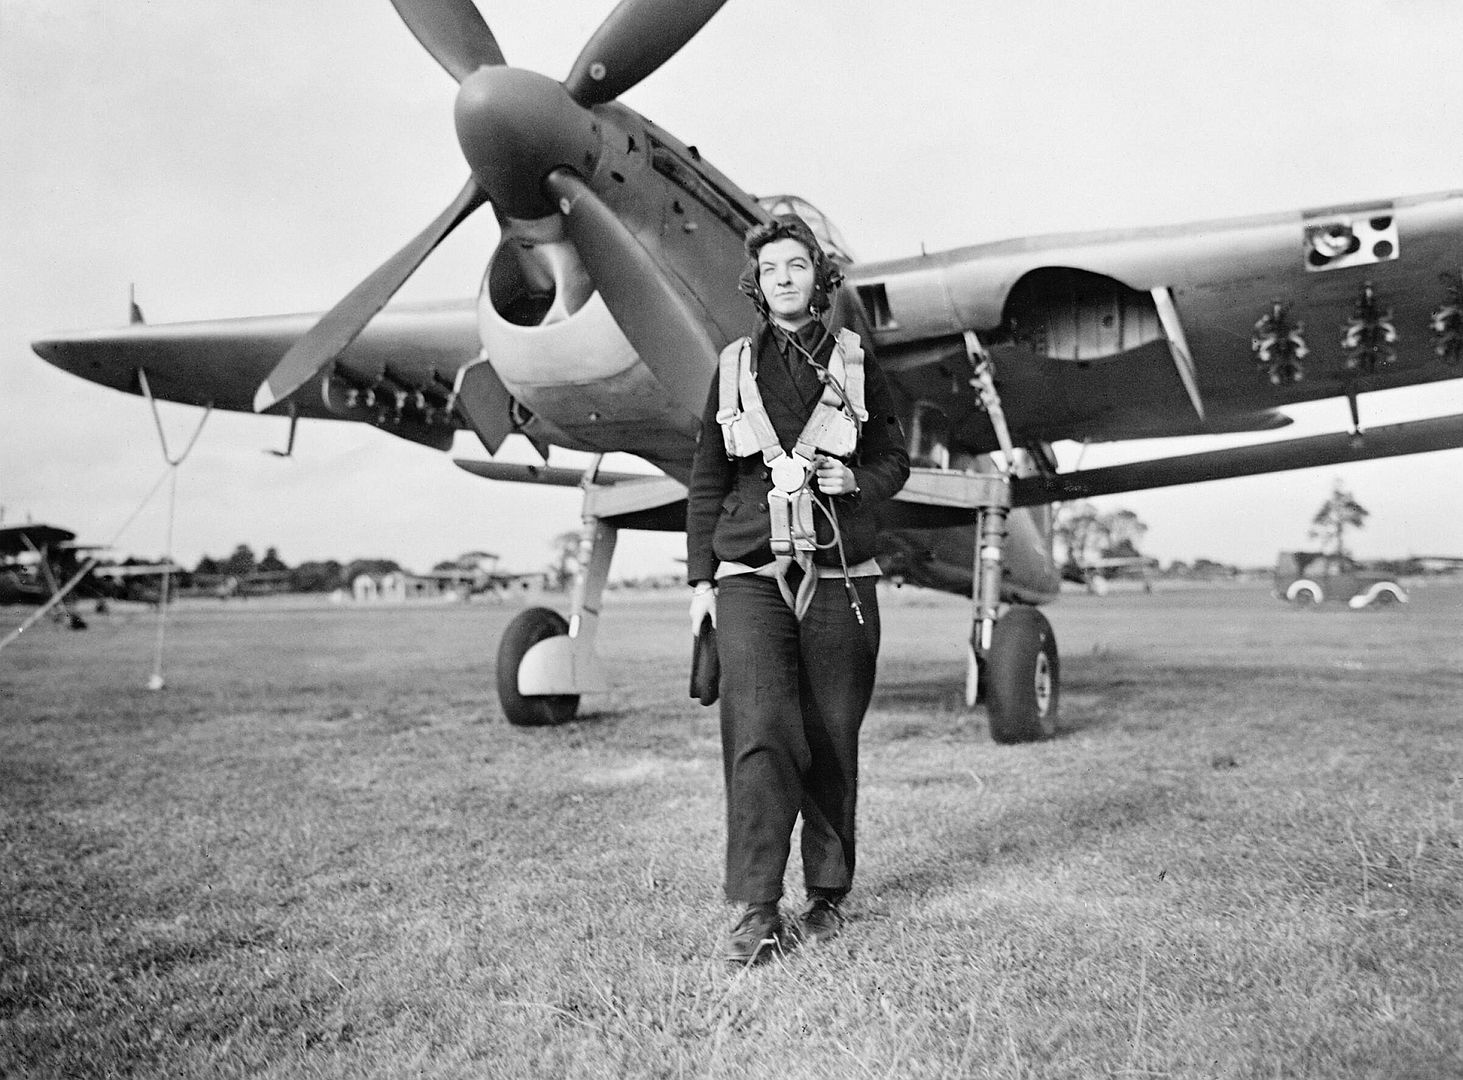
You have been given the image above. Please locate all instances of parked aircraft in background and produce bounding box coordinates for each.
[0,524,93,624]
[1059,555,1159,596]
[29,1,1463,740]
[419,551,548,598]
[0,522,177,622]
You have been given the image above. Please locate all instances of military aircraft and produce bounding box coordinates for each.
[0,524,94,624]
[1059,556,1159,596]
[29,0,1463,741]
[0,522,179,620]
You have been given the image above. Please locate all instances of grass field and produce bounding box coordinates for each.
[3,582,1461,1079]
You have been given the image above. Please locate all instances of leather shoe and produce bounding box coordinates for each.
[797,894,844,945]
[722,903,782,966]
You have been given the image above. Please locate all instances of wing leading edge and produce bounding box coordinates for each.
[31,301,512,452]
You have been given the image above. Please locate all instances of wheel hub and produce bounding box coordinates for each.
[1033,652,1053,715]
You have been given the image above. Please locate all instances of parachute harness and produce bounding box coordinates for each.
[717,327,868,621]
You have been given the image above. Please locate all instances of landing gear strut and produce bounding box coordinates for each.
[962,330,1061,742]
[963,499,1061,743]
[492,457,687,726]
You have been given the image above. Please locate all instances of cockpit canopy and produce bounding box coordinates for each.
[756,195,855,263]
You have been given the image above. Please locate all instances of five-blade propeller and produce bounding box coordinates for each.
[255,0,731,416]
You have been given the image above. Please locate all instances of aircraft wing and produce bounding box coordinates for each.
[32,301,514,452]
[848,190,1463,450]
[91,563,184,579]
[0,524,77,557]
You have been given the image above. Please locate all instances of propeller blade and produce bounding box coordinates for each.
[388,0,507,82]
[543,168,715,420]
[254,177,489,413]
[563,0,729,106]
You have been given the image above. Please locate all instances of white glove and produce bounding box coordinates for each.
[689,584,717,637]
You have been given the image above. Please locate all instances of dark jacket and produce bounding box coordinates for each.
[685,320,910,583]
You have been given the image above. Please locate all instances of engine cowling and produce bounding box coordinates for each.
[477,216,699,461]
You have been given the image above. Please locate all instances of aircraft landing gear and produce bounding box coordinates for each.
[496,607,578,726]
[495,512,614,727]
[908,461,1064,742]
[961,329,1061,742]
[490,458,688,726]
[965,506,1061,743]
[981,606,1059,743]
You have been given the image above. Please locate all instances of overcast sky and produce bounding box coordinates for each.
[5,0,1463,579]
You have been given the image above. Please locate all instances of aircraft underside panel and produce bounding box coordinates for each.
[879,503,1059,605]
[850,190,1463,450]
[509,368,700,464]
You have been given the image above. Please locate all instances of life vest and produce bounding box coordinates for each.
[716,327,868,558]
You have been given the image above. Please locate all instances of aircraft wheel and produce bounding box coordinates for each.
[496,607,579,727]
[985,606,1059,744]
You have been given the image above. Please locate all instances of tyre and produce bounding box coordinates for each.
[1288,582,1322,606]
[985,606,1060,744]
[496,607,579,726]
[1370,583,1405,605]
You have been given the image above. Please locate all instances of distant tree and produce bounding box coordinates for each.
[194,554,221,576]
[1054,502,1103,567]
[1191,557,1236,578]
[290,560,344,593]
[1101,509,1148,560]
[257,547,289,573]
[1309,479,1369,557]
[222,544,257,577]
[550,531,581,590]
[1054,503,1149,565]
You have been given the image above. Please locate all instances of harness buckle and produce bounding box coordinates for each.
[770,454,809,494]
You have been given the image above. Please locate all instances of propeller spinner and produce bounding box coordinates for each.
[254,0,730,415]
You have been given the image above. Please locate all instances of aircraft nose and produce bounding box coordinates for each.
[453,66,602,221]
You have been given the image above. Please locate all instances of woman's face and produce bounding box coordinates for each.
[757,237,817,327]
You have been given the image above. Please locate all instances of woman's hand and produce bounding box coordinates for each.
[689,583,717,636]
[813,455,858,496]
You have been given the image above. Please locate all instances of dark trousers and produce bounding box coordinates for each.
[716,573,881,904]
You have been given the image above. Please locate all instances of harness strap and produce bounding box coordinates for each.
[718,338,780,458]
[835,327,868,423]
[736,341,788,467]
[715,328,868,619]
[717,329,866,462]
[774,551,818,620]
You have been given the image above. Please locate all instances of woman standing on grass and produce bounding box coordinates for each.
[685,214,910,966]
